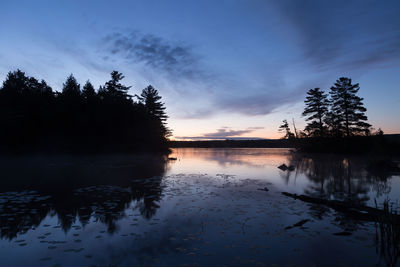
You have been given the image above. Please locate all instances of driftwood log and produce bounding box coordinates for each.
[281,192,400,222]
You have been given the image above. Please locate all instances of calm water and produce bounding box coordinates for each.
[1,148,399,266]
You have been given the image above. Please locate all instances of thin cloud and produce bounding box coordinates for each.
[203,128,254,138]
[102,31,204,79]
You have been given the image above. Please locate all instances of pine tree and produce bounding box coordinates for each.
[82,80,96,99]
[329,77,371,136]
[62,74,81,98]
[138,85,170,137]
[1,69,29,97]
[100,71,131,101]
[37,80,53,97]
[302,88,329,137]
[324,111,343,137]
[279,119,295,139]
[138,85,168,123]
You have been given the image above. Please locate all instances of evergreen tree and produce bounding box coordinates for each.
[1,69,29,97]
[62,74,81,98]
[324,111,344,137]
[82,80,96,100]
[302,88,329,137]
[37,80,53,97]
[100,71,131,101]
[0,70,56,147]
[138,85,170,137]
[329,77,371,136]
[138,85,168,122]
[375,128,384,136]
[279,119,295,139]
[1,70,53,99]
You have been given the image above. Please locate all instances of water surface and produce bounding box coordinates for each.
[1,148,399,266]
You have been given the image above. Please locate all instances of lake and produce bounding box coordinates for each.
[1,148,399,266]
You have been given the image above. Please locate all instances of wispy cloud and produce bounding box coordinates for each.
[203,128,255,138]
[102,31,204,79]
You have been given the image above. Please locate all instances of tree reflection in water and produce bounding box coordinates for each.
[0,154,168,239]
[1,149,399,266]
[283,152,400,266]
[283,153,395,204]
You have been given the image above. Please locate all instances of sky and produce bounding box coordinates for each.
[0,0,399,139]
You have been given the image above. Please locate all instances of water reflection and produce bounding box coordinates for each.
[1,149,400,266]
[169,148,399,206]
[0,154,167,239]
[169,147,293,168]
[281,153,400,266]
[283,153,398,206]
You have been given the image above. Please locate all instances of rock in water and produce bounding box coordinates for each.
[278,164,288,171]
[278,164,295,171]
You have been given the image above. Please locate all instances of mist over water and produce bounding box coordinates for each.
[1,148,399,266]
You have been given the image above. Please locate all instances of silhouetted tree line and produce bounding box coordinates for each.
[0,70,170,152]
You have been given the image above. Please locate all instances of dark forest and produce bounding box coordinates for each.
[0,70,170,153]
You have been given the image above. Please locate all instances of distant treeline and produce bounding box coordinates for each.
[170,135,400,154]
[169,139,297,148]
[0,70,170,153]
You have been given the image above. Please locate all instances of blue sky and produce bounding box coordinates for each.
[1,0,399,139]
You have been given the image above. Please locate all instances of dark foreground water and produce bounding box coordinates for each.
[1,148,400,266]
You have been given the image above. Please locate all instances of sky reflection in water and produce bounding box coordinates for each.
[0,148,399,266]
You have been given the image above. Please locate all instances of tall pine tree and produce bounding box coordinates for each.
[329,77,370,136]
[62,74,81,98]
[99,71,131,102]
[82,80,96,100]
[138,85,170,137]
[302,88,329,137]
[138,85,168,123]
